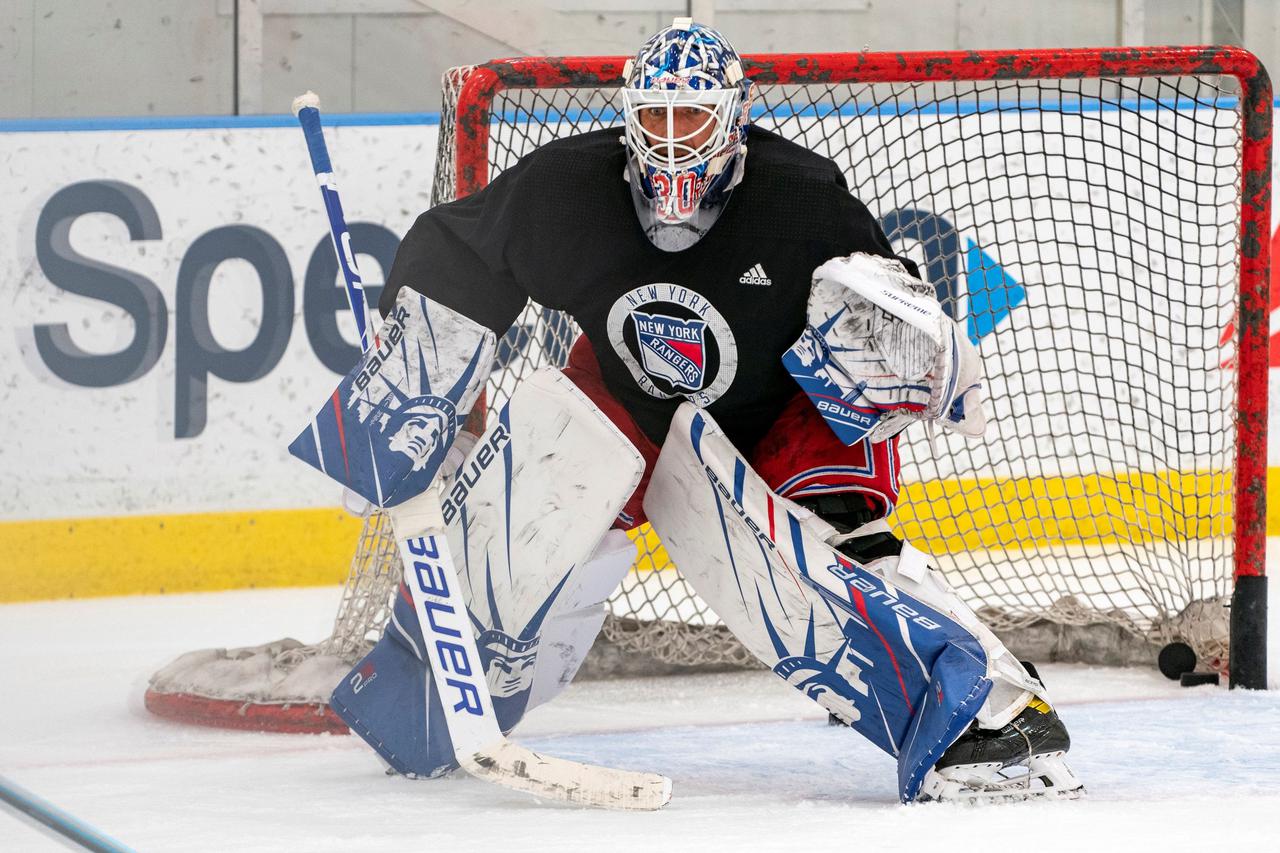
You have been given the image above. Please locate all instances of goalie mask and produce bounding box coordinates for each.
[621,18,753,252]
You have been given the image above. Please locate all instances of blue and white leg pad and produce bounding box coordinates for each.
[288,289,496,507]
[331,370,644,777]
[643,403,991,802]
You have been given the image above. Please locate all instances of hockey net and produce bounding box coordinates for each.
[146,47,1269,732]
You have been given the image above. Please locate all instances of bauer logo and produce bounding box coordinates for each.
[815,399,876,428]
[440,424,511,526]
[406,535,485,717]
[703,464,775,553]
[827,559,943,631]
[353,305,410,391]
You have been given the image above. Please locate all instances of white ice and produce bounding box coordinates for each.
[3,582,1280,853]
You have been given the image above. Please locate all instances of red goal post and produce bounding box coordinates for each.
[440,46,1270,688]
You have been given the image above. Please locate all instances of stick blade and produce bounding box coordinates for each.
[461,742,672,811]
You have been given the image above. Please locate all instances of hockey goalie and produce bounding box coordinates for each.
[291,19,1084,804]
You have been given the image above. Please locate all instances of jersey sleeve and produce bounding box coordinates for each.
[379,162,535,335]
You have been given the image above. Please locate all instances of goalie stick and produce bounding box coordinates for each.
[291,93,672,811]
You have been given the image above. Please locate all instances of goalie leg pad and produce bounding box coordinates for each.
[643,403,991,803]
[523,529,636,713]
[331,370,644,777]
[329,586,455,777]
[561,336,662,528]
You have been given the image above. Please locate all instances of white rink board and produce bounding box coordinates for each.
[0,102,1269,524]
[0,121,438,520]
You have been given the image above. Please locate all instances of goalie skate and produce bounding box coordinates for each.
[918,700,1085,804]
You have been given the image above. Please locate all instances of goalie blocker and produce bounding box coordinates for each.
[288,289,495,507]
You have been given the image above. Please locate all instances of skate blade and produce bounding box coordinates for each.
[917,751,1085,804]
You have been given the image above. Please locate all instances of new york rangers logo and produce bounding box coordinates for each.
[632,310,707,391]
[607,283,739,406]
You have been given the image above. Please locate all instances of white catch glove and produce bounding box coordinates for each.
[807,253,986,442]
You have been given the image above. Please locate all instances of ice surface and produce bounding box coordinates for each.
[3,584,1279,852]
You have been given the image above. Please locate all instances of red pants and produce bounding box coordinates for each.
[562,338,901,529]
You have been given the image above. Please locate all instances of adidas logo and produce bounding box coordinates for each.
[739,263,772,286]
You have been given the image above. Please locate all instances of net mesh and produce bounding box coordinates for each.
[334,65,1244,671]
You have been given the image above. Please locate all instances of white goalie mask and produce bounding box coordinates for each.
[620,18,753,252]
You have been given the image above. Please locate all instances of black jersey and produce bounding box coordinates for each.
[381,127,917,452]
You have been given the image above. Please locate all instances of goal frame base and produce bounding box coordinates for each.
[143,689,349,734]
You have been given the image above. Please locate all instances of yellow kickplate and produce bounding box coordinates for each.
[0,508,362,602]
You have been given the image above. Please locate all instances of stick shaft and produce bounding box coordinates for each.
[0,775,133,853]
[293,93,507,762]
[294,102,374,353]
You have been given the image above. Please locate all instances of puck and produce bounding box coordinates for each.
[1158,641,1196,680]
[1179,672,1220,687]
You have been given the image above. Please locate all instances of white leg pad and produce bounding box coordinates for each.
[524,529,635,714]
[444,369,644,729]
